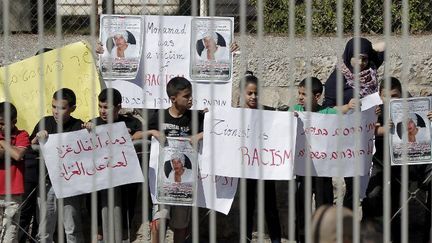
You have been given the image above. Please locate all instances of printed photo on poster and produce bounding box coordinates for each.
[157,137,197,205]
[190,17,233,81]
[99,15,144,80]
[390,97,432,165]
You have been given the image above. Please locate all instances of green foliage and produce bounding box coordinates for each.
[249,0,432,34]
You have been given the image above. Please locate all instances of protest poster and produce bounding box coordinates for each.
[100,15,144,80]
[0,41,101,133]
[149,138,237,214]
[100,15,233,110]
[201,107,297,180]
[294,108,377,177]
[390,97,432,165]
[39,122,144,198]
[190,17,233,81]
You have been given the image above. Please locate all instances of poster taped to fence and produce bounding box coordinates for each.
[390,97,432,165]
[190,17,233,81]
[294,108,377,177]
[201,107,297,180]
[40,122,144,198]
[100,15,144,80]
[0,41,101,133]
[149,138,238,214]
[99,15,233,110]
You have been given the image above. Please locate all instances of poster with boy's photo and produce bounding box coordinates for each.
[156,137,197,205]
[99,15,144,80]
[190,17,233,81]
[390,97,432,165]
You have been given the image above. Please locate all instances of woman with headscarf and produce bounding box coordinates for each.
[323,37,385,210]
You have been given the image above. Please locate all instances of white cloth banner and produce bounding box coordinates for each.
[149,138,238,214]
[201,107,297,180]
[295,108,377,177]
[40,122,144,198]
[102,15,234,110]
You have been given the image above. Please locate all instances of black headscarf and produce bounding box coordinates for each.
[342,37,381,71]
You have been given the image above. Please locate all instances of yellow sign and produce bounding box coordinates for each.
[0,41,101,133]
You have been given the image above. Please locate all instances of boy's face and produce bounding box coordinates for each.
[244,83,258,109]
[52,99,75,123]
[171,88,193,110]
[98,101,121,122]
[172,159,184,174]
[380,88,401,102]
[298,86,320,109]
[0,116,17,135]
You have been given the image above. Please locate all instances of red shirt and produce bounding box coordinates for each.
[0,128,30,195]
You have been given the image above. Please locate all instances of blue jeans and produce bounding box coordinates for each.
[37,186,84,243]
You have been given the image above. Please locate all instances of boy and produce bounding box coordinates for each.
[31,88,84,243]
[362,77,432,242]
[293,77,355,242]
[0,102,30,243]
[147,77,204,243]
[83,88,143,243]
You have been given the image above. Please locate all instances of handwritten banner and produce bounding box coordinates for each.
[201,108,297,180]
[295,108,377,177]
[101,15,233,110]
[40,122,144,198]
[149,138,237,214]
[0,41,101,133]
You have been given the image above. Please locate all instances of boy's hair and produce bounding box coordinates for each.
[98,88,122,106]
[0,102,17,120]
[166,77,192,97]
[299,77,323,95]
[242,71,258,88]
[379,77,402,93]
[53,88,76,107]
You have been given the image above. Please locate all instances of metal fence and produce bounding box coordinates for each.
[1,0,432,243]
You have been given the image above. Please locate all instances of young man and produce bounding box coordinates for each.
[0,102,30,243]
[31,88,84,243]
[292,77,355,242]
[83,88,143,243]
[147,77,204,243]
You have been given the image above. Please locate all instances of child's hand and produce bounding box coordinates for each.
[388,120,394,130]
[82,122,95,131]
[151,130,165,143]
[348,98,358,109]
[95,40,104,54]
[189,133,203,147]
[427,111,432,122]
[230,42,240,55]
[375,106,382,116]
[36,130,49,142]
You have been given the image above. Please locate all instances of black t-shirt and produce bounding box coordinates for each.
[91,115,142,136]
[29,116,83,183]
[30,116,84,139]
[148,109,204,137]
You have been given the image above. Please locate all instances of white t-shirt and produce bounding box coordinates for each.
[168,168,193,183]
[200,46,229,62]
[110,44,138,58]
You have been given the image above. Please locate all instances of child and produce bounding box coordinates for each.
[293,77,355,242]
[83,88,143,243]
[31,88,84,243]
[0,102,30,243]
[240,71,282,243]
[147,77,204,243]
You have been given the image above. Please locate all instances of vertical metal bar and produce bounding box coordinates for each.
[37,0,48,242]
[304,1,313,243]
[335,0,344,242]
[383,1,392,243]
[200,0,208,17]
[352,1,361,243]
[287,0,296,241]
[401,0,410,242]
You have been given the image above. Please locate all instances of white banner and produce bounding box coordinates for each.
[295,108,377,177]
[149,138,237,214]
[201,107,297,180]
[40,122,144,198]
[102,15,233,110]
